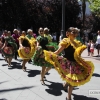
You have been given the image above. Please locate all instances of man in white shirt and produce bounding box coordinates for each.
[96,30,100,56]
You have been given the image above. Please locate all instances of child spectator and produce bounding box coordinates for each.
[90,40,95,56]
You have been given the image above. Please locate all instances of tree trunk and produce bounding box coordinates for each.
[82,0,86,29]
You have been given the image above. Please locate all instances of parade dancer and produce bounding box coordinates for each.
[1,31,17,67]
[32,27,58,85]
[43,27,94,100]
[18,29,36,72]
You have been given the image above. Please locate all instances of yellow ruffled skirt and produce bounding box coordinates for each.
[18,37,36,59]
[18,47,35,59]
[43,45,94,86]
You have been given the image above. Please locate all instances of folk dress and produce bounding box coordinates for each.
[43,38,94,86]
[2,36,17,57]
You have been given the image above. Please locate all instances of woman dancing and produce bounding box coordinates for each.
[32,27,58,85]
[18,29,36,71]
[1,31,17,67]
[43,27,94,100]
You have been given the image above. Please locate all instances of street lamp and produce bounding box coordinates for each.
[61,0,65,38]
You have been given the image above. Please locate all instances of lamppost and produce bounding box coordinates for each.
[61,0,65,38]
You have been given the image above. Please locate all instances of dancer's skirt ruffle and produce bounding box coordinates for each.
[18,36,36,59]
[1,42,17,57]
[46,42,58,51]
[18,46,35,59]
[32,46,53,67]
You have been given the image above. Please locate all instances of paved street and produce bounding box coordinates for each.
[0,49,100,100]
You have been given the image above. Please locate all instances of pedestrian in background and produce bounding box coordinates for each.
[90,40,94,56]
[96,30,100,57]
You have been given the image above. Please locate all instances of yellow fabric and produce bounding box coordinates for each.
[59,38,82,48]
[59,38,70,48]
[18,36,25,40]
[44,34,52,42]
[18,36,36,59]
[43,38,94,86]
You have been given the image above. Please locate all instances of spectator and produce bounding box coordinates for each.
[52,33,56,42]
[96,30,100,57]
[90,40,95,56]
[59,33,63,42]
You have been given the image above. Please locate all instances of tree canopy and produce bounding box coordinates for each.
[89,0,100,17]
[0,0,81,33]
[84,0,100,31]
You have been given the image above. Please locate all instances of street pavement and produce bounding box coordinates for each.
[0,48,100,100]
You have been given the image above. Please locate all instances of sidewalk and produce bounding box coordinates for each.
[0,49,100,100]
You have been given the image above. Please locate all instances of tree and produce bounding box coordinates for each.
[0,0,81,33]
[87,0,100,31]
[88,0,100,17]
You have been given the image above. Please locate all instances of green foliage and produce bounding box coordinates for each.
[89,0,100,17]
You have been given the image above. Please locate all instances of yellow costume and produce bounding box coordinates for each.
[43,38,94,86]
[18,36,36,59]
[44,34,52,42]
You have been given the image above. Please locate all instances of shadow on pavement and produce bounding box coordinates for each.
[93,58,100,61]
[92,73,100,77]
[0,99,7,100]
[63,86,79,93]
[45,72,50,75]
[45,80,63,96]
[27,70,41,77]
[0,58,5,60]
[93,55,99,57]
[45,81,79,96]
[2,64,8,66]
[8,62,21,69]
[73,94,99,100]
[0,81,8,84]
[0,86,34,93]
[15,59,23,62]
